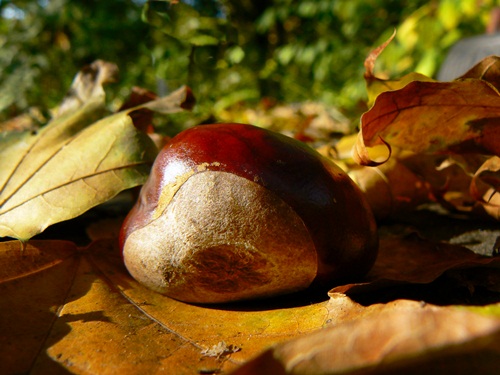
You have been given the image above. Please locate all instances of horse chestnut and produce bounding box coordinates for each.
[120,123,378,304]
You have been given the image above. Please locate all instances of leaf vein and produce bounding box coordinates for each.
[0,162,150,215]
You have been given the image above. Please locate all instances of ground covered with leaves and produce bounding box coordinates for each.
[1,39,500,374]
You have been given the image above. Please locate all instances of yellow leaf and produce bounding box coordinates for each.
[0,60,193,241]
[354,79,500,167]
[0,240,336,374]
[2,233,500,373]
[233,298,500,375]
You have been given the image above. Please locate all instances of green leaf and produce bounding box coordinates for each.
[0,60,194,242]
[142,1,226,46]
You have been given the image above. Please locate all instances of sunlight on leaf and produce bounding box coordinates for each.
[0,60,194,241]
[349,36,500,220]
[2,234,500,374]
[233,298,500,375]
[355,79,500,166]
[0,239,336,374]
[355,37,500,167]
[364,30,434,106]
[55,60,118,119]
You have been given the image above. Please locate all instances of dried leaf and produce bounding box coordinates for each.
[354,79,500,166]
[0,240,80,374]
[2,232,500,373]
[0,113,156,241]
[355,36,500,168]
[364,30,434,106]
[331,234,500,297]
[470,156,500,215]
[348,158,434,219]
[0,74,193,241]
[351,39,500,220]
[0,239,336,374]
[55,60,119,119]
[232,297,500,375]
[460,55,500,90]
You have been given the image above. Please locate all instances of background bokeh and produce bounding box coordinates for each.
[1,0,497,126]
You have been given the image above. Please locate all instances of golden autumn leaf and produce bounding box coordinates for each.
[354,78,500,166]
[0,60,194,242]
[2,232,499,373]
[341,35,500,221]
[232,298,500,375]
[0,239,337,374]
[364,30,434,106]
[355,35,500,167]
[319,134,472,219]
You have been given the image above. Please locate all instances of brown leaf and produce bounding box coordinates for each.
[460,55,500,90]
[355,79,500,166]
[363,31,434,106]
[331,234,500,297]
[232,297,500,375]
[470,156,500,219]
[2,233,500,373]
[0,240,80,374]
[118,86,158,133]
[55,60,118,119]
[0,239,336,374]
[348,158,435,219]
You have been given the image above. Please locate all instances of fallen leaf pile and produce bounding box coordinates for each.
[340,33,500,221]
[1,39,500,374]
[1,233,499,374]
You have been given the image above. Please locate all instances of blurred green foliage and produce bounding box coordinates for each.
[0,0,154,121]
[0,0,497,126]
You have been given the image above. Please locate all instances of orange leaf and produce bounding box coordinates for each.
[0,239,336,374]
[470,156,500,219]
[2,233,500,373]
[348,158,434,219]
[331,234,500,298]
[355,79,500,166]
[363,30,434,106]
[461,55,500,90]
[232,297,500,375]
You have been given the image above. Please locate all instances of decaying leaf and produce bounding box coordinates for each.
[345,35,500,221]
[55,60,119,119]
[470,156,500,219]
[2,229,500,373]
[358,35,500,165]
[354,79,500,166]
[364,30,434,106]
[460,55,500,90]
[0,61,194,242]
[331,234,500,298]
[0,239,337,374]
[347,158,435,219]
[232,298,500,375]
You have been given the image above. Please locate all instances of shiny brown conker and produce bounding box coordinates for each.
[120,123,378,303]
